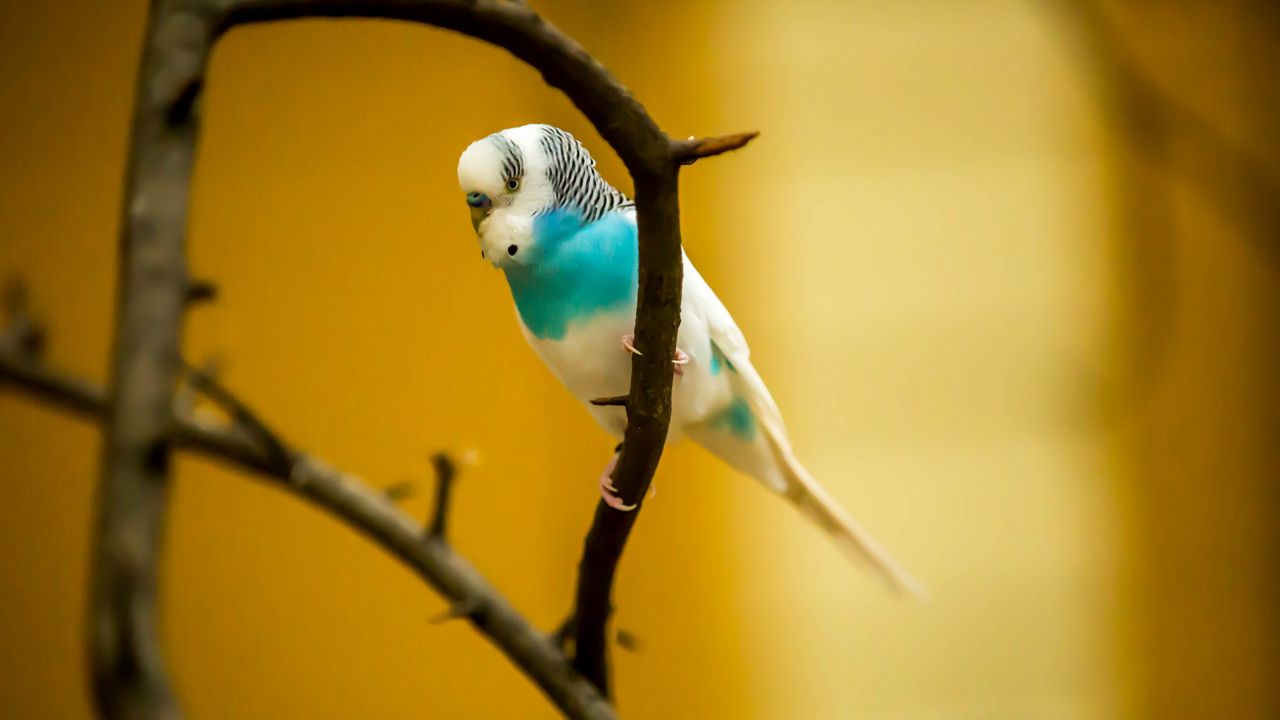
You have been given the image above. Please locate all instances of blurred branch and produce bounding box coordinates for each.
[427,452,456,540]
[1053,0,1280,264]
[0,318,615,720]
[1046,0,1280,421]
[87,0,211,714]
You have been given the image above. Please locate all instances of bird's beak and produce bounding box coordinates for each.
[470,206,490,234]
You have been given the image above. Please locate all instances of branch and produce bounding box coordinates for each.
[671,131,760,165]
[87,2,210,714]
[589,396,629,407]
[427,452,457,539]
[0,342,615,720]
[1053,0,1280,265]
[182,361,294,472]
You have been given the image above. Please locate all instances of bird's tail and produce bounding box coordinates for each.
[753,402,927,597]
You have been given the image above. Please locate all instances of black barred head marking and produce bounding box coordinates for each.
[536,126,631,224]
[457,124,637,268]
[487,132,524,186]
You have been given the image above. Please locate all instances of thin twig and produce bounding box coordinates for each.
[427,452,457,539]
[0,279,44,357]
[671,131,760,165]
[185,279,218,305]
[429,596,483,624]
[182,361,295,473]
[589,396,629,407]
[383,480,416,502]
[550,613,576,653]
[0,343,616,720]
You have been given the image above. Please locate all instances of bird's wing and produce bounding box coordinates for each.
[684,252,924,596]
[682,252,788,440]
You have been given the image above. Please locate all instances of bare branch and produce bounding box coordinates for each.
[427,452,457,539]
[671,131,760,165]
[429,596,483,624]
[0,343,616,720]
[1,279,44,357]
[87,3,211,714]
[1053,0,1280,265]
[0,337,104,418]
[383,480,416,502]
[550,613,576,653]
[614,629,640,653]
[185,279,219,305]
[589,395,629,407]
[182,362,294,473]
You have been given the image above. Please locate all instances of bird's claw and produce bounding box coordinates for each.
[599,452,636,511]
[622,335,690,376]
[672,348,690,376]
[602,484,637,512]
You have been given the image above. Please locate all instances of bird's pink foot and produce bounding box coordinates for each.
[672,348,690,376]
[621,334,691,376]
[599,453,636,511]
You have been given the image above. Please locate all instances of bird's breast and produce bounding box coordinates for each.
[521,307,636,406]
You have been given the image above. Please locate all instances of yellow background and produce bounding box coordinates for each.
[1,1,1276,718]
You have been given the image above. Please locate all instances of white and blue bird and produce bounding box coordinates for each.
[458,124,920,594]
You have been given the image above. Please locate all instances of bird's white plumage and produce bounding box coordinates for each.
[518,242,740,442]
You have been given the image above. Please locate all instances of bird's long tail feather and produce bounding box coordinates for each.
[753,403,926,597]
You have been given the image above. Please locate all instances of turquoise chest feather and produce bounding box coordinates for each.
[503,209,638,340]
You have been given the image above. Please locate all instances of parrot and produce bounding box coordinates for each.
[457,124,921,595]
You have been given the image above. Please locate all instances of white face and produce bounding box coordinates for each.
[456,125,555,269]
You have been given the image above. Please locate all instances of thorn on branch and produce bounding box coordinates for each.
[3,278,28,316]
[383,480,415,502]
[553,610,636,654]
[174,355,222,419]
[427,452,458,539]
[185,279,218,305]
[550,613,576,653]
[181,362,293,473]
[166,79,202,126]
[430,596,482,624]
[0,278,45,358]
[590,396,629,407]
[671,131,760,165]
[615,629,640,653]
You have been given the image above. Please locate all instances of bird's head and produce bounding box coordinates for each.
[457,124,629,269]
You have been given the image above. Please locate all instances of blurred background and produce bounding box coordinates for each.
[1,0,1277,718]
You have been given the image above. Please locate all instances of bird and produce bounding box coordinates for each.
[457,124,921,595]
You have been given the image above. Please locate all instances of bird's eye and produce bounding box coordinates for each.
[505,178,520,192]
[466,191,490,209]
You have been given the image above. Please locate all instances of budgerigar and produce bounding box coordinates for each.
[457,124,920,594]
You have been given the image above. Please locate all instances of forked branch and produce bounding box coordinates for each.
[0,324,615,720]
